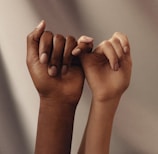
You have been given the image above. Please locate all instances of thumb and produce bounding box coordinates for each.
[27,20,46,65]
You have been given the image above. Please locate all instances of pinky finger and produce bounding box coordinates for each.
[77,35,94,44]
[72,35,93,56]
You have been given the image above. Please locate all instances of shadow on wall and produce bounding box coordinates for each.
[0,50,31,154]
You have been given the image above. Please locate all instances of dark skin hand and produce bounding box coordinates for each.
[28,23,83,105]
[26,20,93,154]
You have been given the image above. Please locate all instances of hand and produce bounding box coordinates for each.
[78,33,132,154]
[79,32,132,102]
[27,21,93,105]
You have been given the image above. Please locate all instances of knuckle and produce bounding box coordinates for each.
[113,31,127,38]
[44,31,53,37]
[102,40,111,47]
[54,34,65,41]
[110,37,120,44]
[113,31,124,37]
[113,31,120,36]
[66,35,75,41]
[45,30,53,35]
[66,35,77,45]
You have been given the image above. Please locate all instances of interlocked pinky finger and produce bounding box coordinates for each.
[72,35,93,56]
[77,35,94,44]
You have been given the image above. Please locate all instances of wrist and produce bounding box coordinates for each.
[40,97,77,117]
[78,96,120,154]
[40,95,79,107]
[91,96,121,115]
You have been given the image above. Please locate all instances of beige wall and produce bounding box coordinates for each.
[0,0,158,153]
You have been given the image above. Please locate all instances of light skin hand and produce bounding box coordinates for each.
[79,32,132,102]
[78,32,132,154]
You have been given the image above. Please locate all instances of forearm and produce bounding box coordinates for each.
[35,98,77,154]
[78,97,120,154]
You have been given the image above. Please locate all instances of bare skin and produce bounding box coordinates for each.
[77,32,132,154]
[27,20,93,154]
[27,20,132,154]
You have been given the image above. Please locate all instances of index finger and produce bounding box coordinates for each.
[113,32,130,54]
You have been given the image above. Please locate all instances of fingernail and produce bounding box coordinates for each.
[72,48,81,56]
[61,65,68,74]
[40,53,48,64]
[82,36,94,42]
[123,46,129,53]
[36,20,44,29]
[114,63,119,71]
[48,65,57,77]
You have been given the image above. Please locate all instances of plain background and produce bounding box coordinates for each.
[0,0,158,153]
